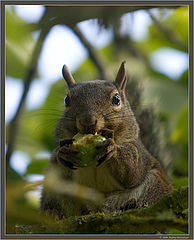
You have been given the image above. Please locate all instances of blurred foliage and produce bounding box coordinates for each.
[16,79,67,156]
[7,184,188,234]
[137,7,188,53]
[6,8,37,79]
[5,5,189,235]
[171,104,188,176]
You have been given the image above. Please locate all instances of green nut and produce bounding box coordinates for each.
[72,133,106,167]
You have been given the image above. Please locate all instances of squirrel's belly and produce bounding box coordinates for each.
[72,164,124,193]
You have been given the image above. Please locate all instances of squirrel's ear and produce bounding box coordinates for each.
[62,65,75,88]
[114,61,127,91]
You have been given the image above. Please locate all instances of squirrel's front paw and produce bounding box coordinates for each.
[57,139,82,170]
[95,138,117,167]
[100,128,114,139]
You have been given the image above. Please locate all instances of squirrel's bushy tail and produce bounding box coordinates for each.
[126,77,172,175]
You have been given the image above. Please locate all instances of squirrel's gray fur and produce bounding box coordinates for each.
[126,78,171,173]
[40,62,173,218]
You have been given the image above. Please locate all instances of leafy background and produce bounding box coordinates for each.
[5,5,189,234]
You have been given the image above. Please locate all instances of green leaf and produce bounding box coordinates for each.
[6,8,38,79]
[136,7,188,54]
[172,176,188,188]
[73,58,98,81]
[170,104,188,176]
[15,79,67,157]
[142,77,188,118]
[165,7,188,50]
[171,103,188,146]
[26,158,49,175]
[7,166,22,182]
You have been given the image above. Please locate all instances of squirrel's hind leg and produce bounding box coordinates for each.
[101,169,173,212]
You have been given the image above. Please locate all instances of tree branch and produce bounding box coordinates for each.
[148,11,187,52]
[12,187,188,234]
[71,25,108,80]
[6,28,49,166]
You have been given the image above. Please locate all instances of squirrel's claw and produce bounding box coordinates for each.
[59,158,78,170]
[60,139,75,147]
[57,145,83,169]
[59,146,79,154]
[96,138,114,149]
[100,128,114,139]
[95,138,116,167]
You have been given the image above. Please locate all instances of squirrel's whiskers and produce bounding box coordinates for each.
[40,62,173,218]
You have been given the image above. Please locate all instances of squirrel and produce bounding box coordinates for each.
[40,61,173,218]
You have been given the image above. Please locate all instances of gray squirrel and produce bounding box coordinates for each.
[40,62,173,218]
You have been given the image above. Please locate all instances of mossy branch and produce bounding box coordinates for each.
[13,187,188,234]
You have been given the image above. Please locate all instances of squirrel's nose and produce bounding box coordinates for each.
[78,115,98,134]
[79,114,97,126]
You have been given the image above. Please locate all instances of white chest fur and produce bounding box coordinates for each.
[73,162,124,193]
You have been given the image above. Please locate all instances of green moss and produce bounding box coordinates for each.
[12,187,188,234]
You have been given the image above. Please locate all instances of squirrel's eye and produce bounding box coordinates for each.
[64,95,71,107]
[112,93,120,106]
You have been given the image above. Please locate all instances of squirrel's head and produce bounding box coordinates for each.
[62,62,139,142]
